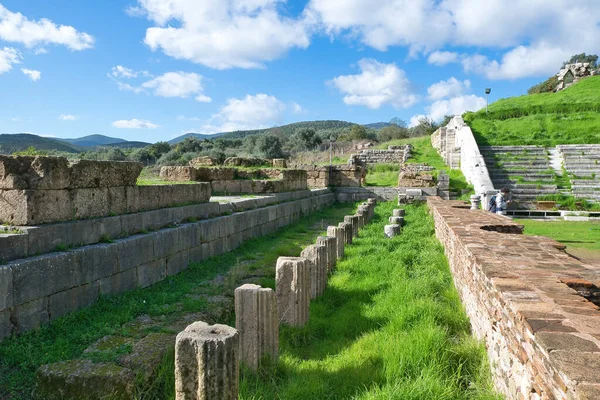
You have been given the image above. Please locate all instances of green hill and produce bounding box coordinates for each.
[464,76,600,146]
[0,134,81,154]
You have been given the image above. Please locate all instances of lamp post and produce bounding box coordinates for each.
[485,88,491,114]
[329,135,334,185]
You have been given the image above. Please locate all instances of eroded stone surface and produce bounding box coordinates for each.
[384,224,400,238]
[276,257,310,327]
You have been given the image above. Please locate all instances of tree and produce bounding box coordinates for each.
[389,117,407,128]
[349,125,368,140]
[148,141,171,160]
[291,128,322,151]
[257,134,284,159]
[377,124,409,142]
[409,117,439,137]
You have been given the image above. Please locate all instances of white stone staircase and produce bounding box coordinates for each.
[558,145,600,202]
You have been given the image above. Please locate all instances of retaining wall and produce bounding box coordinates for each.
[428,197,600,399]
[432,117,495,203]
[347,146,411,166]
[335,187,398,202]
[292,165,365,188]
[0,189,335,340]
[0,156,211,225]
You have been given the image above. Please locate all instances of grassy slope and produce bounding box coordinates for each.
[370,136,472,194]
[464,76,600,146]
[520,219,600,252]
[240,202,499,399]
[0,203,357,399]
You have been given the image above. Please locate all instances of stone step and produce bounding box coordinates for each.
[501,184,558,190]
[572,179,600,185]
[509,189,558,195]
[480,145,547,150]
[488,168,554,174]
[493,161,551,166]
[489,174,556,181]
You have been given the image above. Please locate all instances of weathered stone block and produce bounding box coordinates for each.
[48,283,99,320]
[69,160,142,188]
[0,233,28,263]
[0,156,70,190]
[11,252,79,305]
[338,222,352,245]
[137,259,166,288]
[0,189,72,225]
[71,243,119,284]
[389,216,404,225]
[36,360,135,400]
[14,297,49,333]
[327,226,344,260]
[115,235,155,271]
[0,264,13,311]
[392,209,405,217]
[71,188,110,219]
[276,257,310,327]
[234,284,278,371]
[153,228,180,259]
[160,166,198,182]
[119,333,175,384]
[108,187,128,215]
[98,269,137,297]
[167,251,191,276]
[0,309,13,340]
[175,321,239,400]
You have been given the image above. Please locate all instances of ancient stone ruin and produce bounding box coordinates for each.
[347,144,412,166]
[556,62,596,91]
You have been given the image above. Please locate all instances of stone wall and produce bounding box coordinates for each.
[432,117,495,204]
[0,189,335,340]
[334,187,398,202]
[0,156,211,226]
[292,165,365,188]
[347,145,411,166]
[428,196,600,399]
[159,166,307,194]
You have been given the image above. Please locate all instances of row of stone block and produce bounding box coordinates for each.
[0,156,143,190]
[0,193,336,340]
[0,183,212,226]
[171,198,378,399]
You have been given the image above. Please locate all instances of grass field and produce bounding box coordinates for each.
[0,203,357,399]
[520,219,600,252]
[240,202,500,400]
[364,163,400,187]
[464,76,600,146]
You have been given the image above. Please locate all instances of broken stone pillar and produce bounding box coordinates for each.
[384,224,401,238]
[276,257,310,327]
[327,226,344,259]
[392,209,405,217]
[316,236,336,273]
[344,215,357,238]
[175,321,239,400]
[234,284,278,371]
[338,222,353,245]
[470,195,481,210]
[389,216,403,225]
[355,211,365,229]
[301,244,327,299]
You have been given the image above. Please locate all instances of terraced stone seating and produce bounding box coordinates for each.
[559,145,600,202]
[480,146,557,208]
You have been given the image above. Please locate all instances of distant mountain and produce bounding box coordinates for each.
[365,122,392,129]
[63,134,127,148]
[169,120,359,144]
[0,134,80,154]
[103,141,151,149]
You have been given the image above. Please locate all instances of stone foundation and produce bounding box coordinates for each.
[291,165,365,188]
[428,196,600,399]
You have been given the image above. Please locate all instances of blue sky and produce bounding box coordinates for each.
[0,0,598,143]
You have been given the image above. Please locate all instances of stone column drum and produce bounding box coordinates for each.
[327,226,344,259]
[338,222,353,245]
[392,209,405,217]
[234,284,278,371]
[384,224,401,238]
[350,216,359,237]
[175,321,239,400]
[389,216,403,225]
[301,245,327,299]
[344,216,357,238]
[276,257,310,327]
[355,211,365,229]
[316,236,336,273]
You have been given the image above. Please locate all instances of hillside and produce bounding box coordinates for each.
[464,76,600,146]
[169,120,357,144]
[0,134,80,154]
[63,134,126,147]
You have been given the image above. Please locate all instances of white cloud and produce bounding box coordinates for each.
[21,68,41,81]
[0,4,94,50]
[307,0,600,79]
[111,68,211,102]
[427,50,459,66]
[59,114,77,121]
[291,102,305,114]
[424,95,486,122]
[112,119,159,129]
[201,93,286,133]
[408,114,428,128]
[176,115,201,121]
[329,59,417,109]
[427,77,470,101]
[133,0,310,69]
[0,47,20,74]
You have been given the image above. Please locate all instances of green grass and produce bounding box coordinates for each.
[520,219,600,252]
[536,193,600,211]
[136,168,198,186]
[364,164,399,187]
[239,202,500,400]
[464,76,600,146]
[0,203,357,399]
